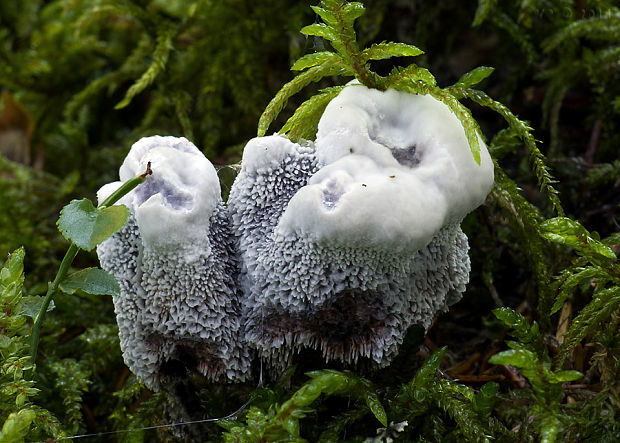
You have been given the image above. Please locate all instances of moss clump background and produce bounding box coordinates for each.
[0,0,618,441]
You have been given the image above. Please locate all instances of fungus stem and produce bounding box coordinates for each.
[27,164,152,378]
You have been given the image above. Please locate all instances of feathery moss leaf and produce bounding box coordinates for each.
[171,90,194,141]
[541,217,617,260]
[493,307,546,357]
[551,266,610,315]
[360,42,424,62]
[449,86,564,216]
[115,24,176,109]
[492,12,536,64]
[385,63,437,87]
[64,35,151,122]
[472,0,499,26]
[543,11,620,51]
[557,286,620,366]
[491,165,553,320]
[301,23,339,46]
[429,379,493,443]
[280,86,344,142]
[291,51,343,71]
[454,66,495,88]
[257,60,353,136]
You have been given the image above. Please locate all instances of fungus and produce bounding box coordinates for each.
[97,136,249,389]
[229,85,494,370]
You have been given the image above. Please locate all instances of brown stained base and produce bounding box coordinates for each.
[252,290,398,364]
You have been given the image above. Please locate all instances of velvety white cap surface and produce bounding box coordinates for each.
[117,136,221,248]
[278,85,494,251]
[240,133,302,175]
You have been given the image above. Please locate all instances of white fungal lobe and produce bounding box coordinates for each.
[280,84,495,251]
[229,85,494,370]
[97,136,249,389]
[119,136,221,248]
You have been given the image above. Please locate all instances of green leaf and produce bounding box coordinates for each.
[386,64,437,87]
[304,1,365,59]
[472,0,498,26]
[18,296,55,319]
[413,347,446,386]
[539,413,560,443]
[310,5,338,26]
[257,60,353,137]
[0,409,36,442]
[541,217,617,260]
[313,1,365,26]
[280,86,344,142]
[1,247,25,288]
[59,268,121,296]
[493,306,524,328]
[361,42,424,62]
[364,391,387,427]
[493,307,534,341]
[454,66,495,88]
[549,370,582,383]
[300,23,338,42]
[115,25,176,109]
[489,349,537,368]
[472,382,499,420]
[57,199,130,251]
[341,2,365,23]
[291,51,342,71]
[551,267,607,314]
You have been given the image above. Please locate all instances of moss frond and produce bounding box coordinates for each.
[449,86,564,216]
[64,35,151,122]
[257,60,353,137]
[360,41,424,62]
[472,0,499,26]
[491,164,554,318]
[280,85,344,142]
[550,266,609,315]
[557,286,620,366]
[543,10,620,51]
[115,24,176,110]
[492,12,536,64]
[291,51,344,71]
[171,90,194,141]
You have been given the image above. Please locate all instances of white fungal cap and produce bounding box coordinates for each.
[238,133,303,175]
[97,136,250,387]
[279,84,494,251]
[118,135,221,248]
[278,155,447,252]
